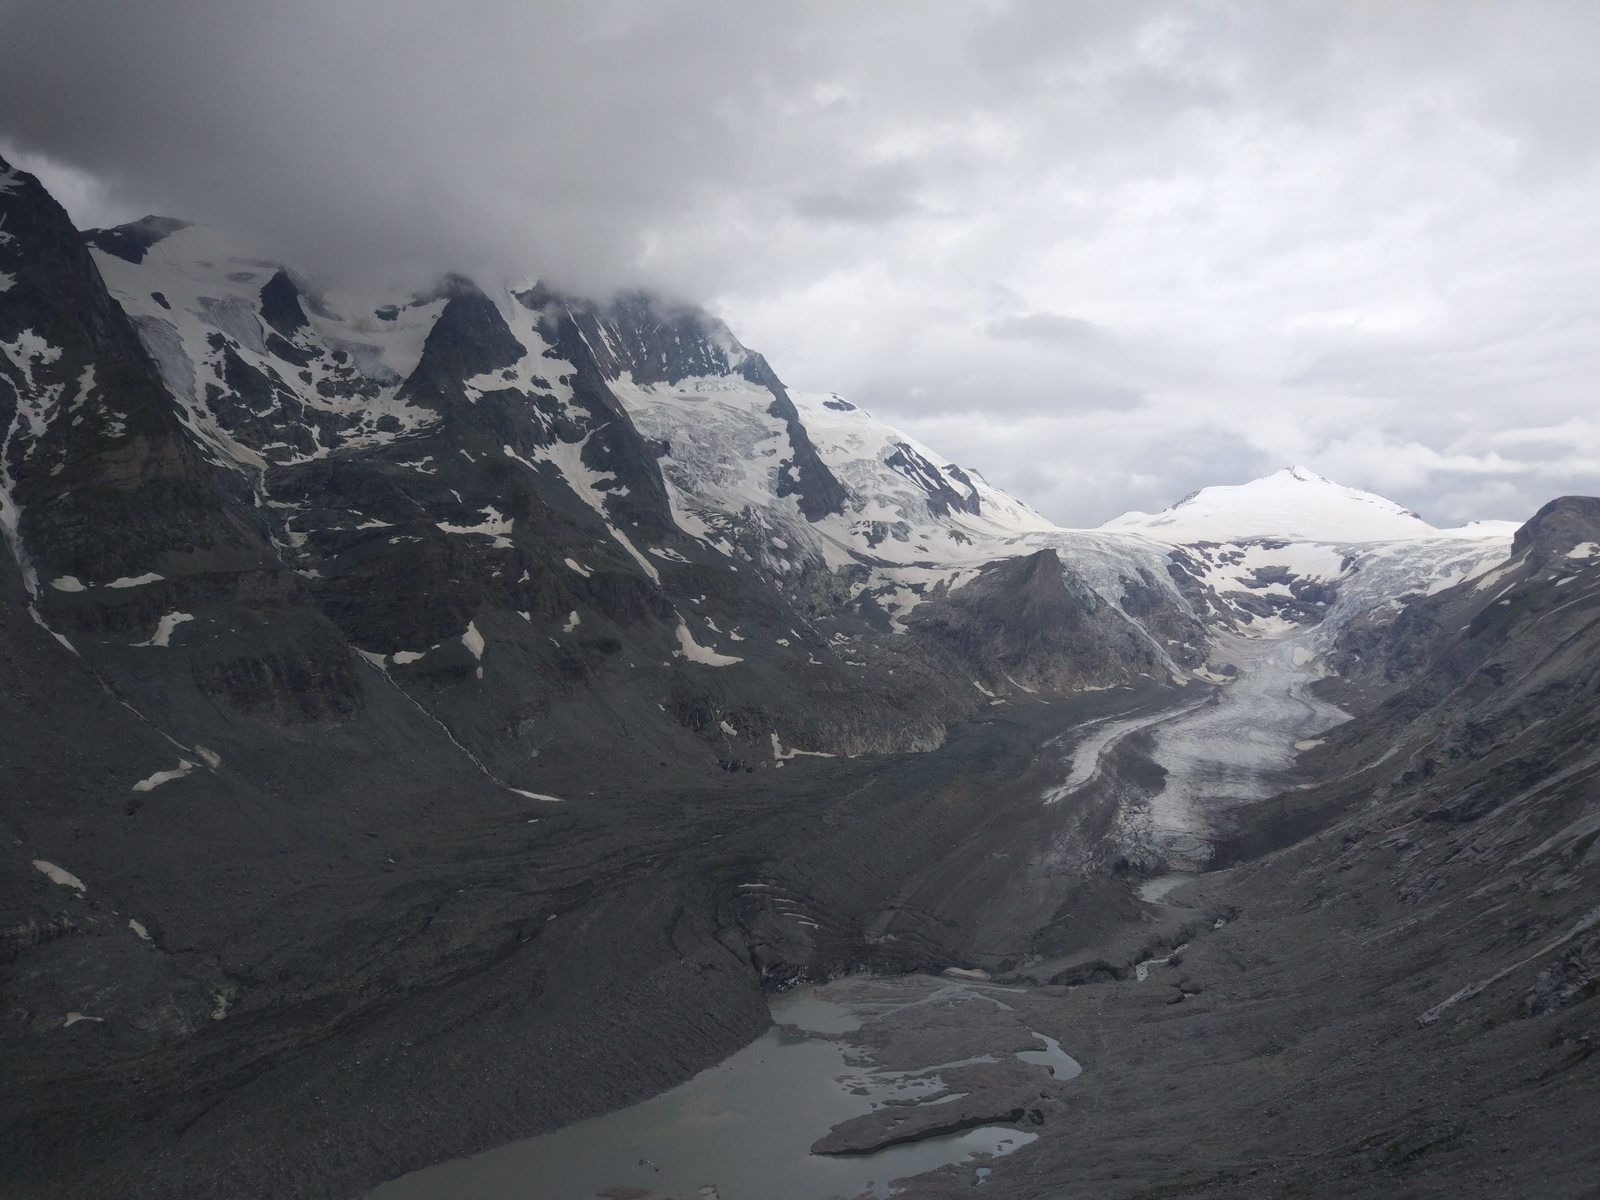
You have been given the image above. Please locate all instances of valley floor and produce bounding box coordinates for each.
[357,625,1600,1200]
[12,623,1600,1200]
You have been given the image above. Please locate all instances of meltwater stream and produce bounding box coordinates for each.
[370,981,1066,1200]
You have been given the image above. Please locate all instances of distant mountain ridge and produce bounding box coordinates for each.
[1102,465,1522,544]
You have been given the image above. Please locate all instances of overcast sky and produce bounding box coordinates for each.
[3,1,1598,526]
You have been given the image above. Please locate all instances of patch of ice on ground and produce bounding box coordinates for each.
[437,507,513,549]
[132,758,197,792]
[508,787,565,803]
[107,572,164,588]
[32,860,86,892]
[674,619,742,666]
[771,732,832,761]
[134,612,193,647]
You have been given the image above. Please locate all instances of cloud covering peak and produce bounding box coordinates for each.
[4,1,1599,525]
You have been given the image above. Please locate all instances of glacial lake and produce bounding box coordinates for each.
[368,984,1048,1200]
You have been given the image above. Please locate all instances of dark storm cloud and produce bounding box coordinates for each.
[1,1,811,289]
[3,0,1599,524]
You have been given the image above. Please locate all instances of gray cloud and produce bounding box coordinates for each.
[3,0,1599,524]
[790,189,923,227]
[985,313,1105,347]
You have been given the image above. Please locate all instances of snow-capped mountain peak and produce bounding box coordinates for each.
[1100,465,1443,544]
[29,193,1520,664]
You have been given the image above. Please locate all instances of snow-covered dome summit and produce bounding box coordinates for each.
[1100,466,1453,544]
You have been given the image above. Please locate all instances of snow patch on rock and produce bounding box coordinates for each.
[134,612,193,647]
[132,758,197,792]
[32,860,86,892]
[674,619,742,666]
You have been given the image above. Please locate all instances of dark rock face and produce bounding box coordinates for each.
[911,548,1202,690]
[1511,494,1600,560]
[1524,932,1600,1017]
[1,158,358,742]
[257,269,309,339]
[885,440,982,517]
[400,284,528,412]
[82,216,192,264]
[561,289,743,385]
[739,350,850,521]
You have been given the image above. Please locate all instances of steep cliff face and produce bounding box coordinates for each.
[2,157,360,729]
